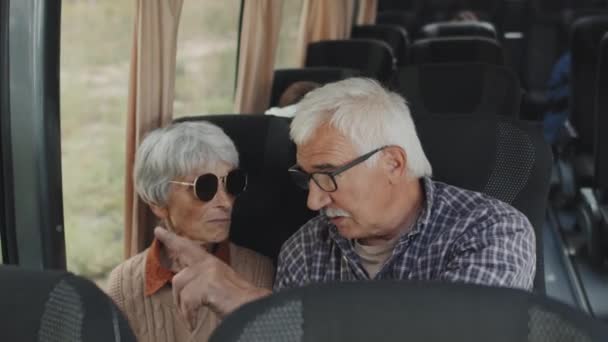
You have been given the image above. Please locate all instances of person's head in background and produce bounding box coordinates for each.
[278,81,321,108]
[451,10,479,22]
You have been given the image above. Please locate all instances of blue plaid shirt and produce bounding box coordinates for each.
[274,178,536,291]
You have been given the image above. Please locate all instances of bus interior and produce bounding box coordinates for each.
[1,0,608,340]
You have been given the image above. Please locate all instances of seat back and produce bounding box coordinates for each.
[415,114,552,291]
[269,67,360,108]
[596,32,608,191]
[175,115,315,263]
[419,21,498,40]
[571,15,608,151]
[0,265,136,342]
[410,36,504,65]
[376,10,420,36]
[396,63,521,117]
[351,24,410,66]
[210,281,608,342]
[305,40,395,83]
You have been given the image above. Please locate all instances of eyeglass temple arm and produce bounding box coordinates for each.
[168,180,194,186]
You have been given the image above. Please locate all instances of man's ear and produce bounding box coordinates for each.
[150,203,168,220]
[382,146,407,180]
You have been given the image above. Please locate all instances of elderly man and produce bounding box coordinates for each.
[157,78,535,324]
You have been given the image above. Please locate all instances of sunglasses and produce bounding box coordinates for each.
[169,169,248,202]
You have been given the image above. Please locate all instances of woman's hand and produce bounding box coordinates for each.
[154,227,271,330]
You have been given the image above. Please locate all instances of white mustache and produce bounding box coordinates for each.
[322,207,352,218]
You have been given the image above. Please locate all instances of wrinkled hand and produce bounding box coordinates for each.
[154,227,270,330]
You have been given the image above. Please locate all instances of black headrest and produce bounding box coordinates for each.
[378,0,421,12]
[351,24,410,66]
[419,21,497,40]
[305,39,395,83]
[269,67,360,108]
[175,115,315,263]
[210,281,608,341]
[396,63,521,117]
[571,15,608,151]
[0,265,136,342]
[595,32,608,190]
[376,10,420,37]
[415,114,552,291]
[410,36,504,65]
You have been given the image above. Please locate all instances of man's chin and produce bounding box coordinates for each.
[331,218,360,239]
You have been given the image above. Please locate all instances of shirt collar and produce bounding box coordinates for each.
[144,238,231,297]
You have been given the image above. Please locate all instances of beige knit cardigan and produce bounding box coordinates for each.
[107,243,274,342]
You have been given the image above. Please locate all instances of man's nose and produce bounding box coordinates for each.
[306,180,331,211]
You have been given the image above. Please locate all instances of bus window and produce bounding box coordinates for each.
[275,1,305,68]
[173,1,241,117]
[61,0,134,285]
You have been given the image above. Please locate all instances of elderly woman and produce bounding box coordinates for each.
[107,121,274,342]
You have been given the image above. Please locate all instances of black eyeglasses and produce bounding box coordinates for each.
[169,169,248,202]
[288,146,388,192]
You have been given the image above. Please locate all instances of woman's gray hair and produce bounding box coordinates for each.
[134,121,239,206]
[290,77,432,178]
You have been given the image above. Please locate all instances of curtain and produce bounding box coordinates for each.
[234,0,283,113]
[357,0,377,25]
[124,0,183,258]
[296,0,355,66]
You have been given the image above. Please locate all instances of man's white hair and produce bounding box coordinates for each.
[134,121,239,206]
[290,77,432,178]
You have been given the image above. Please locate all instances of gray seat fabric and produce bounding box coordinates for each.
[0,265,135,342]
[210,282,608,342]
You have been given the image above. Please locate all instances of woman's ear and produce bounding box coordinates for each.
[150,203,168,220]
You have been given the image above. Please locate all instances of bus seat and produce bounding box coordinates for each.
[570,15,608,183]
[210,281,608,342]
[419,21,498,40]
[410,36,504,65]
[305,39,395,84]
[596,32,608,194]
[175,115,315,263]
[377,0,420,12]
[575,31,608,267]
[351,24,410,66]
[0,265,136,342]
[377,10,420,38]
[396,63,521,117]
[415,114,552,292]
[269,67,360,108]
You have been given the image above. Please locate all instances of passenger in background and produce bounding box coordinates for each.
[542,52,572,144]
[156,78,536,322]
[265,80,320,117]
[452,10,478,22]
[107,122,273,342]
